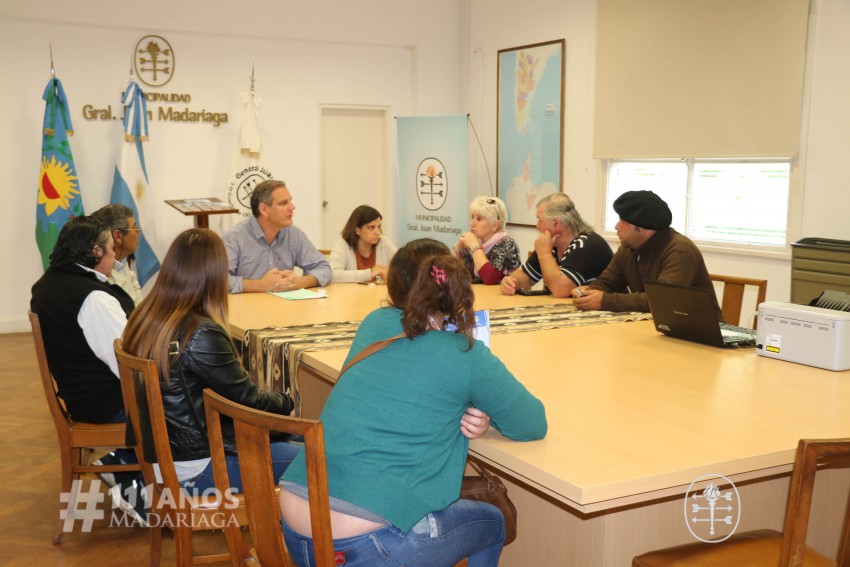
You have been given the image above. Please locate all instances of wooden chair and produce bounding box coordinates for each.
[203,388,334,567]
[29,311,140,545]
[710,274,767,328]
[632,438,850,567]
[114,339,250,567]
[204,391,474,567]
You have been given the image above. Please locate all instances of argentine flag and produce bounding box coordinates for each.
[110,81,160,286]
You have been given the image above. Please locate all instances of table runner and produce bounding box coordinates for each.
[243,304,652,413]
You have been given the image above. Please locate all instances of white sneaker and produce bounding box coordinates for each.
[93,452,120,488]
[109,478,149,527]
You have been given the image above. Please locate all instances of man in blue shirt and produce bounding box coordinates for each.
[223,180,331,293]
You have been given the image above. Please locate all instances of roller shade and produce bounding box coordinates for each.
[593,0,809,158]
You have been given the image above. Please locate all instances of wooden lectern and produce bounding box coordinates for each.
[165,198,239,229]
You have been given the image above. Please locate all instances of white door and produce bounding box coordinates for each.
[320,107,387,249]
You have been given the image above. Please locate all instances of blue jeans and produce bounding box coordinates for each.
[106,408,137,466]
[282,499,505,567]
[181,441,300,496]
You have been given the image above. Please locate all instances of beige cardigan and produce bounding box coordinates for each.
[329,237,398,282]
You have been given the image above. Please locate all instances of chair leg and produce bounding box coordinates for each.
[221,523,252,566]
[54,445,80,544]
[173,524,193,567]
[149,524,163,567]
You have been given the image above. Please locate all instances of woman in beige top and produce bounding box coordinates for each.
[329,205,398,283]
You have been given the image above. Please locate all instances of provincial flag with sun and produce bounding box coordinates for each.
[36,77,84,270]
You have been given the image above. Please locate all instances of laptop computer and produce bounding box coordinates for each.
[643,280,756,348]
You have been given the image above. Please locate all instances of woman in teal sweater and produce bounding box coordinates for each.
[280,246,548,567]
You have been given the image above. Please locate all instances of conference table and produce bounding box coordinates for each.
[229,284,850,566]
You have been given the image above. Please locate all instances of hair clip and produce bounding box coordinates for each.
[431,265,446,285]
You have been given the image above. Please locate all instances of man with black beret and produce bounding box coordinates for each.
[572,190,721,317]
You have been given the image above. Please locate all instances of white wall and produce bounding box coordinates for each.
[802,0,850,238]
[467,0,850,307]
[1,0,464,332]
[5,0,850,332]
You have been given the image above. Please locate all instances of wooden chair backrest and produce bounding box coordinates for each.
[203,388,335,567]
[31,312,131,448]
[31,312,139,545]
[113,339,186,517]
[709,274,767,328]
[780,438,850,565]
[114,340,251,566]
[29,311,73,437]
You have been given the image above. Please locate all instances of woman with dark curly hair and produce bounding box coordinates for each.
[280,243,547,567]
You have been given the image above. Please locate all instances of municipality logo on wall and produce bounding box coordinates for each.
[227,165,275,217]
[416,157,447,211]
[134,35,175,87]
[684,474,741,542]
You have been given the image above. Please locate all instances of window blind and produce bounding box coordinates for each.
[593,0,809,158]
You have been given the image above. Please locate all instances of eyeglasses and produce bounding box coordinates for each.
[123,227,142,234]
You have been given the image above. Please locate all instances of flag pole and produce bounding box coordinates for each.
[250,62,255,92]
[49,43,55,77]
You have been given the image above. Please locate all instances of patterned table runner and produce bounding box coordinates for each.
[243,304,652,412]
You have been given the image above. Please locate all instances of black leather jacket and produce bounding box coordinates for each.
[138,318,293,463]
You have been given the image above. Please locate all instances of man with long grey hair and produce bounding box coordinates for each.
[500,192,612,298]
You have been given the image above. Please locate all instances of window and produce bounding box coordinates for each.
[604,159,792,247]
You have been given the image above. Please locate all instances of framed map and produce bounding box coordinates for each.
[497,39,565,227]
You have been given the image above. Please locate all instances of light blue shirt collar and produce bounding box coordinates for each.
[249,215,288,245]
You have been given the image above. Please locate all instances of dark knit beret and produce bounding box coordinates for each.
[613,190,672,230]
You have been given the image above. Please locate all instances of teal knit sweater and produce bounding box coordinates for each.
[281,307,547,532]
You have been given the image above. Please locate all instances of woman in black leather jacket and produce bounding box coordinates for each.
[123,228,298,495]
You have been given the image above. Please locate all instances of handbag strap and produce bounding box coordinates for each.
[338,333,406,379]
[466,455,490,478]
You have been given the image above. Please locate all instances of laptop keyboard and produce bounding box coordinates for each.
[719,322,756,345]
[720,322,755,336]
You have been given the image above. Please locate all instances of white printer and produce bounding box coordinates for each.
[756,301,850,371]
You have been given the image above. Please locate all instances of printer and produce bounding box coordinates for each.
[756,301,850,371]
